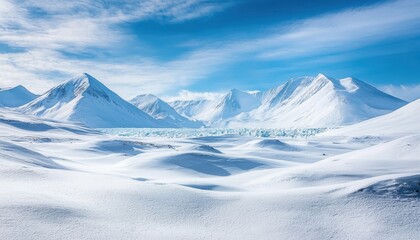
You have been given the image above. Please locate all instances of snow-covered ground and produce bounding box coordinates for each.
[0,100,419,239]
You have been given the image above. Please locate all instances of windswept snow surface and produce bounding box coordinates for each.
[1,102,419,239]
[18,73,163,128]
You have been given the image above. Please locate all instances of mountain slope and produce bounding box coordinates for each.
[19,73,163,128]
[170,89,261,125]
[0,85,38,107]
[226,74,407,127]
[169,99,209,119]
[324,98,420,137]
[131,94,203,128]
[196,89,261,122]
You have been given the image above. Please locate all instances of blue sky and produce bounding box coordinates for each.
[0,0,419,101]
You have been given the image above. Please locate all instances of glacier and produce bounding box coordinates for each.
[98,127,329,138]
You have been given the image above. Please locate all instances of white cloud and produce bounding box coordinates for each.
[219,0,420,60]
[0,0,419,98]
[378,84,420,102]
[0,0,231,51]
[0,47,231,98]
[0,0,234,97]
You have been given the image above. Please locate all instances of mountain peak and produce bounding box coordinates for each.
[69,73,102,86]
[20,74,161,128]
[58,73,112,99]
[315,73,337,80]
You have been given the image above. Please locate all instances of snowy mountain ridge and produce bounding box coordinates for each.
[130,94,203,128]
[170,73,407,127]
[0,85,38,107]
[0,72,409,128]
[226,73,407,127]
[18,73,163,128]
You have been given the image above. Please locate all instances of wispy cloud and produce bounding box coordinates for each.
[379,84,420,102]
[205,0,420,61]
[0,48,229,98]
[0,0,233,97]
[0,0,231,50]
[0,0,419,99]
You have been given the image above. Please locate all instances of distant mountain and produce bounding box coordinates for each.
[169,89,261,125]
[169,74,407,128]
[19,73,163,128]
[130,94,203,128]
[14,73,408,128]
[0,85,38,107]
[225,74,407,127]
[169,99,209,119]
[195,89,261,122]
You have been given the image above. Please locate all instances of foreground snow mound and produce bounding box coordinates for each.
[356,175,420,199]
[19,73,162,128]
[0,108,96,168]
[117,151,270,177]
[0,85,38,107]
[226,74,407,127]
[0,108,93,135]
[247,139,300,151]
[254,134,420,190]
[188,144,223,153]
[324,99,420,138]
[0,140,63,169]
[131,94,203,128]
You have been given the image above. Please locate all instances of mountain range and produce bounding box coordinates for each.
[0,73,411,128]
[130,94,203,128]
[225,74,407,127]
[169,74,407,127]
[19,73,162,128]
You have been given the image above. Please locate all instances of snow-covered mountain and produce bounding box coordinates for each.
[196,89,261,122]
[0,85,38,107]
[324,98,420,137]
[225,74,407,127]
[169,89,261,125]
[169,99,209,119]
[130,94,203,128]
[19,73,164,128]
[10,73,408,129]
